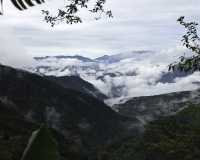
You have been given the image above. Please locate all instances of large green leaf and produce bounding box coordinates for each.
[21,124,59,160]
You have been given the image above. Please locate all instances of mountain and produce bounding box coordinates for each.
[157,68,192,83]
[34,55,97,63]
[26,51,195,99]
[0,100,87,160]
[108,90,200,123]
[95,51,155,63]
[102,103,200,160]
[0,64,139,155]
[44,75,108,100]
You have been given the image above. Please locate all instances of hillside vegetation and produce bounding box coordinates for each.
[0,65,139,156]
[102,102,200,160]
[0,100,88,160]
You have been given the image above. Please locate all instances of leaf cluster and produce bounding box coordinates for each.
[168,16,200,73]
[42,0,113,27]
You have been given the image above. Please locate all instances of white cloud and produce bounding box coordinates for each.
[0,23,36,68]
[1,0,200,58]
[27,45,200,105]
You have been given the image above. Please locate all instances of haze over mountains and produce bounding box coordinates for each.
[1,49,200,159]
[25,49,199,105]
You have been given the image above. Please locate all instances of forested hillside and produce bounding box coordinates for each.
[1,65,200,160]
[44,75,108,100]
[0,100,88,160]
[0,65,139,156]
[101,103,200,160]
[112,90,200,120]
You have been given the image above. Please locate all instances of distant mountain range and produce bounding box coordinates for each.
[34,51,153,64]
[95,51,155,63]
[34,55,96,63]
[27,51,194,99]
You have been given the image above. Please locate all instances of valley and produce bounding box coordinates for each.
[1,52,200,159]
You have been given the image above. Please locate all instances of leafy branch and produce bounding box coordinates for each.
[168,16,200,73]
[42,0,113,27]
[0,0,112,27]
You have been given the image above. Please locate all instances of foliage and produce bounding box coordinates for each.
[44,75,108,100]
[113,90,194,118]
[144,102,200,160]
[168,16,200,73]
[0,100,88,160]
[0,0,112,27]
[21,124,59,160]
[104,102,200,160]
[42,0,113,27]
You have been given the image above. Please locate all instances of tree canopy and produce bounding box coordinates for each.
[0,0,113,27]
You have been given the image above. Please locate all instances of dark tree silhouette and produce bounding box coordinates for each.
[168,16,200,73]
[0,0,113,27]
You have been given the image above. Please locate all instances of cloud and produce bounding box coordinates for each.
[46,106,61,130]
[27,45,200,105]
[2,0,200,58]
[0,23,36,68]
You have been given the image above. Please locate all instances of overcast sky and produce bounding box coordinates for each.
[1,0,200,59]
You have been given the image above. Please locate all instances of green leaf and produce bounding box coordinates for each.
[21,124,59,160]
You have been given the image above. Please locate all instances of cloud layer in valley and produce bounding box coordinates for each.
[26,45,200,105]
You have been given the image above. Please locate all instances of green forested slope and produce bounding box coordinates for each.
[44,75,108,100]
[0,100,88,160]
[104,103,200,160]
[112,91,199,119]
[0,65,138,155]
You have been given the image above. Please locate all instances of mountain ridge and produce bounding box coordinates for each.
[27,51,194,99]
[0,64,140,155]
[44,75,108,100]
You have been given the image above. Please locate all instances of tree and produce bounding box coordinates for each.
[168,16,200,73]
[144,102,200,160]
[0,0,113,27]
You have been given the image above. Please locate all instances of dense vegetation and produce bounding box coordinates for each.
[1,62,200,159]
[100,102,200,160]
[0,100,88,160]
[0,64,139,156]
[44,75,108,100]
[113,90,200,118]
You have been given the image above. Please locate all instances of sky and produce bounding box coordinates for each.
[0,0,200,103]
[1,0,200,60]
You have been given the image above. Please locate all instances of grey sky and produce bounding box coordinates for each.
[1,0,200,59]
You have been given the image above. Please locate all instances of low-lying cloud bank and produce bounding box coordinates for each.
[24,45,200,105]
